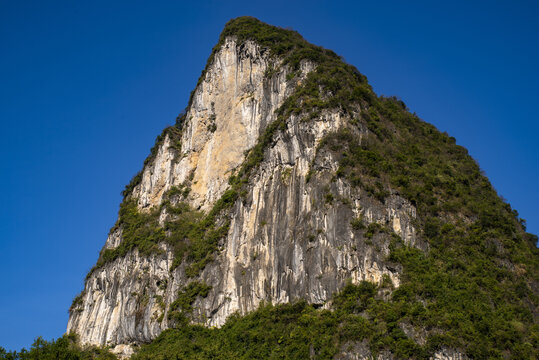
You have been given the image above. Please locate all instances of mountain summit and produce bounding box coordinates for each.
[67,17,538,359]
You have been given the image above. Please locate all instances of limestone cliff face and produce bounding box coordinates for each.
[132,37,300,213]
[67,36,419,350]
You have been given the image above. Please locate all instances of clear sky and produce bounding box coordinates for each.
[1,0,537,351]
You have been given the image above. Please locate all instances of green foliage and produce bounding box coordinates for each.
[69,292,84,312]
[207,123,217,132]
[311,89,539,359]
[311,101,538,358]
[324,191,334,204]
[87,17,538,359]
[333,280,377,313]
[208,17,538,358]
[207,113,217,133]
[186,16,314,107]
[0,334,116,360]
[350,216,365,230]
[168,281,211,325]
[365,223,385,239]
[219,17,340,73]
[89,70,287,279]
[89,188,233,279]
[121,126,183,199]
[233,13,539,355]
[281,167,292,182]
[95,199,166,270]
[131,282,434,359]
[185,16,367,115]
[94,16,375,279]
[133,300,338,360]
[121,171,142,199]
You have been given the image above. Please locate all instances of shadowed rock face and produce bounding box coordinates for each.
[67,36,419,350]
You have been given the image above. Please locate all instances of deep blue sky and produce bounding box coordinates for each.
[1,0,537,351]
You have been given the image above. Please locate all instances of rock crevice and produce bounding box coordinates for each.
[67,36,417,349]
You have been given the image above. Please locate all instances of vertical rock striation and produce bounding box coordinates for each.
[67,34,418,350]
[71,17,539,360]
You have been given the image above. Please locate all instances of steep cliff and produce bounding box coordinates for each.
[67,17,538,359]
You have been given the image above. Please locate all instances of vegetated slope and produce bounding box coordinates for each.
[59,16,539,359]
[125,17,538,359]
[0,334,115,360]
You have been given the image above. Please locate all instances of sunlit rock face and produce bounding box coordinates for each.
[67,36,419,352]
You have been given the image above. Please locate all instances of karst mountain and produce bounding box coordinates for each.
[60,17,538,359]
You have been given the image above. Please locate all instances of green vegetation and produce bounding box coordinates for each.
[84,17,538,358]
[130,281,430,359]
[324,191,334,204]
[70,292,84,312]
[92,19,316,274]
[132,279,537,359]
[98,16,365,276]
[281,167,292,183]
[97,199,166,267]
[207,123,217,133]
[168,281,212,326]
[87,186,230,279]
[182,16,537,358]
[310,89,539,358]
[122,126,183,199]
[269,32,537,360]
[350,216,365,230]
[184,16,344,109]
[0,334,116,360]
[207,107,217,133]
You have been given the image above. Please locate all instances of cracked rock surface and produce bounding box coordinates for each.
[67,37,420,353]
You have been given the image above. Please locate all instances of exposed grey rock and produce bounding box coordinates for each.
[335,341,377,360]
[432,349,468,360]
[67,37,421,355]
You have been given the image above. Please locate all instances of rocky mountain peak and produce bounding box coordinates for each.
[67,17,538,359]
